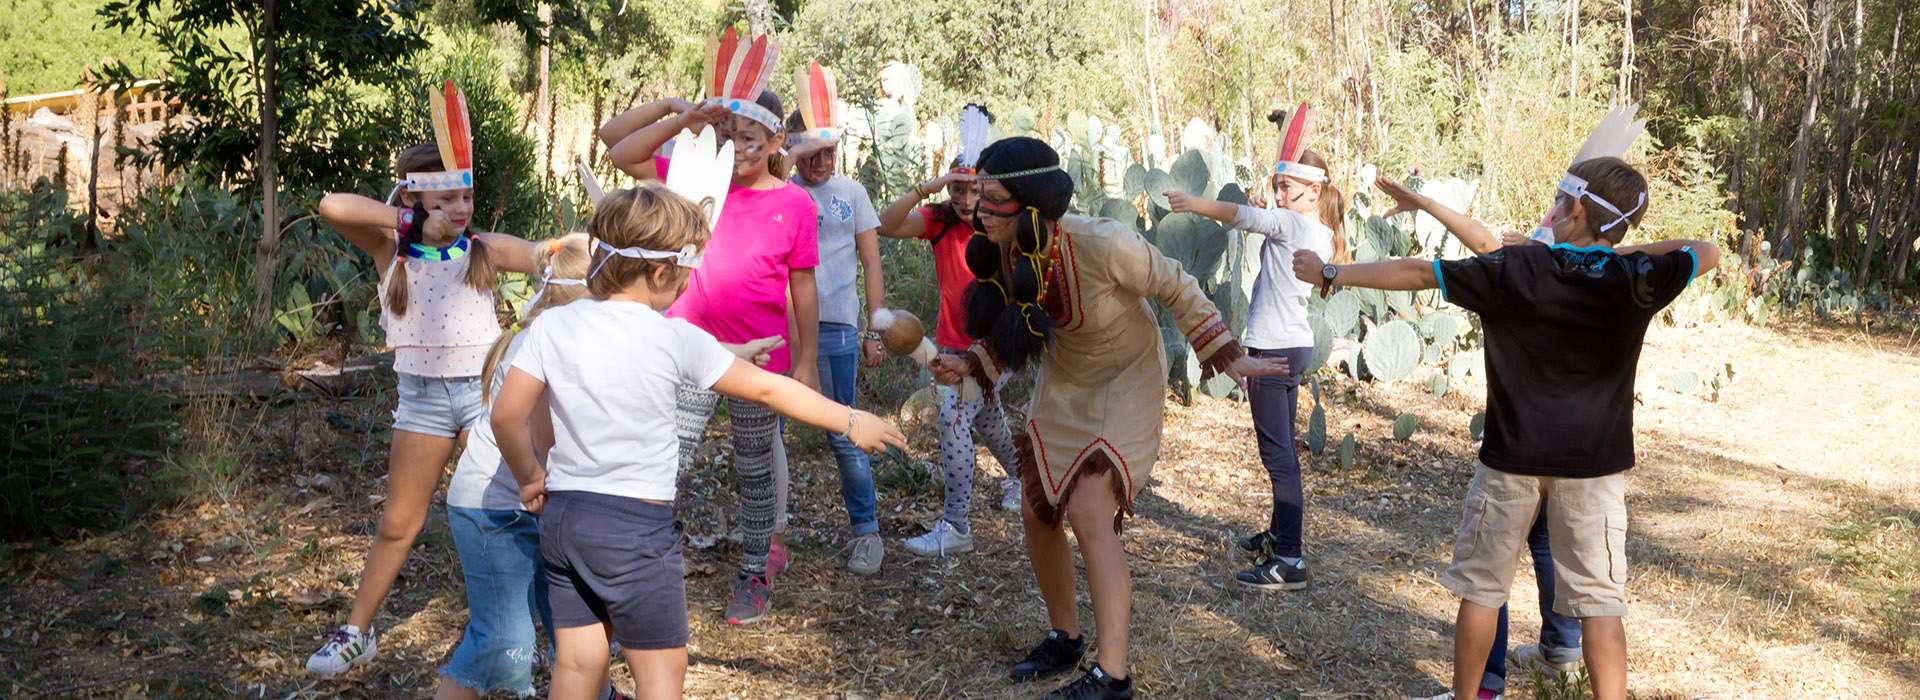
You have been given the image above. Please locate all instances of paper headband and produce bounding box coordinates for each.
[403,81,475,193]
[587,239,704,282]
[1554,104,1648,233]
[701,27,782,132]
[1556,172,1646,233]
[1271,101,1327,183]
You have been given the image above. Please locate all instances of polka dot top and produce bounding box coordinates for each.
[377,247,501,378]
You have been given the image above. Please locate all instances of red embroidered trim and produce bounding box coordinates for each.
[1030,416,1134,497]
[1191,321,1228,350]
[1184,310,1221,339]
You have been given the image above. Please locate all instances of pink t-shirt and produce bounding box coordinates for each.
[656,156,820,373]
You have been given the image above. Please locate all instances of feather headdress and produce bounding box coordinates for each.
[396,81,474,196]
[663,125,734,234]
[1271,101,1325,183]
[787,61,843,158]
[700,26,781,131]
[950,103,992,174]
[575,155,605,207]
[1555,104,1648,233]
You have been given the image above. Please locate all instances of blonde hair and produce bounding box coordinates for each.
[1296,149,1351,264]
[586,183,712,299]
[385,142,496,316]
[480,233,592,404]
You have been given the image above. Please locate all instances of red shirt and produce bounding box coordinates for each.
[919,206,976,350]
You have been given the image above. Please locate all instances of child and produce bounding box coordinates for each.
[307,82,544,677]
[489,184,906,700]
[874,104,1023,558]
[1374,176,1586,699]
[1291,155,1719,700]
[784,64,889,574]
[1163,102,1344,591]
[434,234,589,699]
[598,31,820,625]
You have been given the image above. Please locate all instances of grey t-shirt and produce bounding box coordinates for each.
[793,174,880,325]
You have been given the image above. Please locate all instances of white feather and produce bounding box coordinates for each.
[957,105,991,169]
[1571,104,1646,166]
[664,126,734,231]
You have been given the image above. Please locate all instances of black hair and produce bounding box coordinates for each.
[961,137,1073,372]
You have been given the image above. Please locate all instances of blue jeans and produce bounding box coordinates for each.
[1482,500,1584,693]
[817,322,879,535]
[1246,346,1312,558]
[441,507,553,697]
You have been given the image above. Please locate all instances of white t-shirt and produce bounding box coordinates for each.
[1232,204,1336,350]
[447,334,526,511]
[793,174,880,326]
[508,299,736,501]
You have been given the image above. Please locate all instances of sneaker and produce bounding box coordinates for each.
[846,533,884,576]
[1009,628,1086,681]
[305,624,376,676]
[767,540,791,580]
[1509,643,1582,675]
[1234,556,1310,591]
[1410,691,1501,700]
[903,520,973,557]
[1042,663,1134,699]
[998,478,1023,511]
[1239,530,1277,558]
[725,574,772,625]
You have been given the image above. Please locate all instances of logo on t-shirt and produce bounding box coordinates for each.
[827,195,854,223]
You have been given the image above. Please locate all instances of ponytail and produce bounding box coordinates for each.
[461,232,496,292]
[384,259,412,316]
[1298,149,1351,263]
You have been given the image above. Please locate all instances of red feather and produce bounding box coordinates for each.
[710,27,738,97]
[809,62,832,128]
[732,35,768,99]
[444,81,471,169]
[1280,101,1311,162]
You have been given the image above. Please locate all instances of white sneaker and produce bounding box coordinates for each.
[1509,643,1581,674]
[998,478,1022,511]
[903,520,973,557]
[846,533,884,575]
[306,624,376,676]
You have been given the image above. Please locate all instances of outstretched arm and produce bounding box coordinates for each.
[710,358,908,453]
[1291,249,1438,293]
[473,232,539,275]
[1163,191,1240,224]
[316,193,401,262]
[1376,177,1501,255]
[1616,239,1722,274]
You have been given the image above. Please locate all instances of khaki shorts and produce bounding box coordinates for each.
[1439,462,1630,618]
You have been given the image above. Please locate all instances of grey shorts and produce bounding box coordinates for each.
[539,491,688,650]
[392,372,484,438]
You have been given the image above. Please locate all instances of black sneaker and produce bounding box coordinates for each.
[1239,530,1277,558]
[1041,663,1134,699]
[1234,556,1309,591]
[1009,629,1086,681]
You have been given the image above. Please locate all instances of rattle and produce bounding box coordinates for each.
[870,308,983,402]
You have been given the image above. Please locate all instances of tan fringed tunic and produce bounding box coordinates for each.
[965,215,1243,530]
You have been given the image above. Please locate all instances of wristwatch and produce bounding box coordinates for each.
[1319,263,1340,298]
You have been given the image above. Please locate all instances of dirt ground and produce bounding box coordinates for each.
[2,317,1916,699]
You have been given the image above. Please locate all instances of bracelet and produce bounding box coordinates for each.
[844,407,856,438]
[914,182,931,198]
[861,329,882,341]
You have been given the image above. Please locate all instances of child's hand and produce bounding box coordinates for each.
[1500,231,1544,248]
[519,480,547,515]
[1292,250,1329,291]
[422,208,462,242]
[1375,177,1426,219]
[862,338,886,366]
[1164,191,1200,214]
[930,353,971,386]
[847,409,909,454]
[728,336,786,367]
[679,103,732,130]
[665,97,696,114]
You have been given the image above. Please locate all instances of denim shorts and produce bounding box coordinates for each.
[392,372,484,438]
[540,491,688,649]
[440,507,552,697]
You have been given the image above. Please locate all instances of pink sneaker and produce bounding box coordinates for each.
[767,540,791,580]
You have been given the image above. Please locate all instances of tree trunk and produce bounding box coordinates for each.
[1773,0,1834,262]
[1619,0,1634,99]
[537,2,553,188]
[253,0,281,329]
[1894,149,1920,283]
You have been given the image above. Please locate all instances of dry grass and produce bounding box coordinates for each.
[1,317,1916,699]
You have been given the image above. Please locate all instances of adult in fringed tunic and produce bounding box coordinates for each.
[932,137,1288,698]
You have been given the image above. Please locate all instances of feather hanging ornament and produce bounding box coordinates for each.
[699,26,782,132]
[405,80,475,192]
[1271,101,1326,183]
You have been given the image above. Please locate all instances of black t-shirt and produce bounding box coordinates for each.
[1435,243,1697,478]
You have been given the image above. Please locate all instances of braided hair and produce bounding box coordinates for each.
[961,137,1074,372]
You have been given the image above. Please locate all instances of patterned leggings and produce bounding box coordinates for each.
[676,385,786,576]
[936,382,1019,533]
